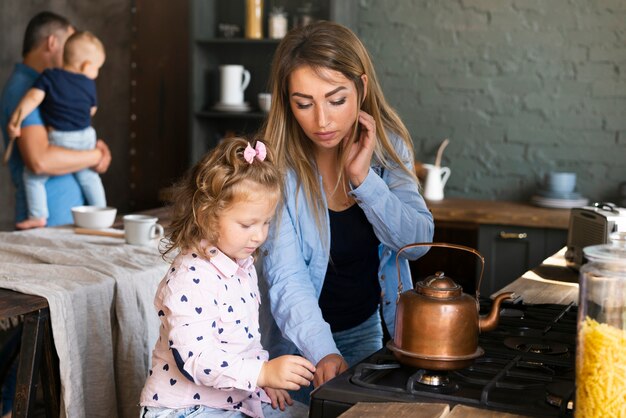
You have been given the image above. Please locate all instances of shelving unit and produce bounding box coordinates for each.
[189,0,357,163]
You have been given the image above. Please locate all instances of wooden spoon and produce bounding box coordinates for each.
[434,138,449,168]
[2,108,20,165]
[74,227,125,239]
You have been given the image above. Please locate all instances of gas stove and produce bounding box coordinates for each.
[310,301,577,418]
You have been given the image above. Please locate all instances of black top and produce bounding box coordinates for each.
[319,203,381,332]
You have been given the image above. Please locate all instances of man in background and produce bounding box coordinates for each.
[1,11,111,228]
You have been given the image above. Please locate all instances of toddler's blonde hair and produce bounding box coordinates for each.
[63,30,105,67]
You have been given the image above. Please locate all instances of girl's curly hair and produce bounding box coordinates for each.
[162,137,281,259]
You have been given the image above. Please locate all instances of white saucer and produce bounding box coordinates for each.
[531,195,589,209]
[212,102,251,112]
[536,188,582,200]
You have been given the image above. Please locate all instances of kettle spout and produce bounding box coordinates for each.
[479,292,515,332]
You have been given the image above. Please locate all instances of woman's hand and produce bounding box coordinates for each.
[264,387,293,411]
[345,110,376,188]
[313,353,348,387]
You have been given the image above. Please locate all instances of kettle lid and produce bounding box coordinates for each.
[416,271,463,299]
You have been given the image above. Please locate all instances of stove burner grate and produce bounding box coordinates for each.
[504,337,568,355]
[545,381,575,411]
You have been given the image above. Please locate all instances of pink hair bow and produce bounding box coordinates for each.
[243,141,267,164]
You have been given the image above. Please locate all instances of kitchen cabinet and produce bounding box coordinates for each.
[189,0,357,163]
[477,224,567,296]
[410,199,570,297]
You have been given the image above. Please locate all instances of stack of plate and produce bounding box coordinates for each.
[212,102,251,112]
[530,189,588,209]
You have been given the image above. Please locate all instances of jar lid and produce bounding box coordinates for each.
[583,241,626,264]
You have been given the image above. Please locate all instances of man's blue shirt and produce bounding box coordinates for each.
[1,63,84,226]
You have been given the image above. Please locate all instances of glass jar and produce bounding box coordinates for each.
[268,7,287,39]
[576,232,626,417]
[293,2,315,29]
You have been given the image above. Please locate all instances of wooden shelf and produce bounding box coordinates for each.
[196,110,266,119]
[189,0,357,163]
[196,38,281,45]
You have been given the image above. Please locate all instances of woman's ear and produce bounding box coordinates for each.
[360,74,368,104]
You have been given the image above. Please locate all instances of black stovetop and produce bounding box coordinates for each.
[310,301,577,418]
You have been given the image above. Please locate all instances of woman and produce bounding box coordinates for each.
[259,21,434,393]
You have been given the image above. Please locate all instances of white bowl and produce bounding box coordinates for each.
[71,206,117,229]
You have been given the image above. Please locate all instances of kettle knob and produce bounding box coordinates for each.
[417,271,462,299]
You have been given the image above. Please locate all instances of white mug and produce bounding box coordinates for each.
[219,65,251,105]
[422,164,451,201]
[123,214,164,246]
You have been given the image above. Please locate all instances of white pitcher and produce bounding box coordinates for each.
[422,164,451,201]
[219,65,251,105]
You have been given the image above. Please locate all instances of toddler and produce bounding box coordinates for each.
[7,30,107,229]
[139,138,315,418]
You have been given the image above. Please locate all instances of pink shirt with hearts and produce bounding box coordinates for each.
[139,244,271,417]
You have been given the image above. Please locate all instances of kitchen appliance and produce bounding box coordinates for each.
[389,243,514,370]
[310,299,577,418]
[565,202,626,270]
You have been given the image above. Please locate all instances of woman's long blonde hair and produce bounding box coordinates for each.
[162,137,281,259]
[262,21,416,232]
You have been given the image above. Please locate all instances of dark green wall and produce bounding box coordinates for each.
[358,0,626,203]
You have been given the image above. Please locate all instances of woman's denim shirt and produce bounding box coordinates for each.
[259,133,434,365]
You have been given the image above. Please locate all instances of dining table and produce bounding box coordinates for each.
[0,208,171,418]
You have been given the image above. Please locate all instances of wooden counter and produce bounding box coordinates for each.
[493,246,579,305]
[426,198,571,230]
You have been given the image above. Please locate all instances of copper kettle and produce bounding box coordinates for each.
[387,242,514,370]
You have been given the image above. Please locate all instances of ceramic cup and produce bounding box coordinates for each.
[545,172,577,194]
[123,214,164,245]
[258,92,271,113]
[219,65,251,105]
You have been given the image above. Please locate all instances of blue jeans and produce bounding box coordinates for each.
[22,127,106,219]
[291,308,383,404]
[140,401,309,418]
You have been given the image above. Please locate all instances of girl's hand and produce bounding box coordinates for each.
[345,110,376,188]
[257,355,315,390]
[264,387,293,411]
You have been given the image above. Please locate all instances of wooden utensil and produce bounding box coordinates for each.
[434,138,449,168]
[3,108,20,165]
[74,227,124,239]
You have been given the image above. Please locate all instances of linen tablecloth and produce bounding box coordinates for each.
[0,227,169,418]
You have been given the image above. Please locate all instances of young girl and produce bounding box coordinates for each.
[139,138,315,418]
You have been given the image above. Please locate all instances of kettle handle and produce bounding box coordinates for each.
[396,242,486,302]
